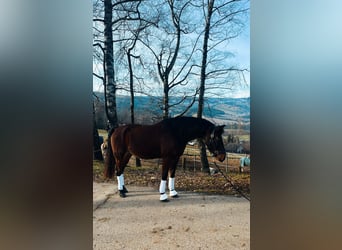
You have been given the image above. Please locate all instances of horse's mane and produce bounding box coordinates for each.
[160,117,215,142]
[162,116,214,126]
[164,116,214,128]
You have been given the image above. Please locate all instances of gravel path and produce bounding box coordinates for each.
[93,182,250,250]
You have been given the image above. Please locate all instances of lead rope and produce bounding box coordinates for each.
[213,162,250,202]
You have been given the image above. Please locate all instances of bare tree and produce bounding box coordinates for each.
[138,0,200,119]
[94,0,202,124]
[121,2,154,166]
[196,0,249,172]
[93,0,148,130]
[196,0,215,173]
[113,0,158,124]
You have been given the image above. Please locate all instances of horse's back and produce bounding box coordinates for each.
[112,120,190,159]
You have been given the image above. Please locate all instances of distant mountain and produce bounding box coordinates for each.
[93,92,250,130]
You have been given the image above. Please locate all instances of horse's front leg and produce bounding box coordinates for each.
[159,157,179,201]
[159,159,169,202]
[168,162,179,198]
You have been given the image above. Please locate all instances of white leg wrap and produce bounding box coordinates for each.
[169,177,178,197]
[117,174,124,190]
[159,180,168,201]
[168,177,175,190]
[159,180,167,194]
[160,193,168,201]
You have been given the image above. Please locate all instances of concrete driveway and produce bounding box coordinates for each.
[93,182,250,250]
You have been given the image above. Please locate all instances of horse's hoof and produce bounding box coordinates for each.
[123,185,128,193]
[119,190,126,198]
[171,194,179,198]
[160,199,169,202]
[170,190,178,197]
[160,193,168,201]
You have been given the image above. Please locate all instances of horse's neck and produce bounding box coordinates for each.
[182,120,212,142]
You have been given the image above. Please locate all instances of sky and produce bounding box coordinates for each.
[223,23,250,98]
[93,2,250,99]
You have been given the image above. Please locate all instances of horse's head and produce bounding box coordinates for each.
[205,125,226,162]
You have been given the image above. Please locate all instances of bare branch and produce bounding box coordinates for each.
[211,8,248,28]
[174,88,200,117]
[93,43,105,53]
[93,72,104,81]
[169,64,196,90]
[207,33,239,53]
[93,26,104,35]
[169,32,202,87]
[206,67,248,78]
[112,0,141,8]
[213,0,242,12]
[93,18,104,22]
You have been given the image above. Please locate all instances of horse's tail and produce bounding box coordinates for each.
[104,128,115,178]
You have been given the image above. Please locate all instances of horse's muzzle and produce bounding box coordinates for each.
[215,153,226,162]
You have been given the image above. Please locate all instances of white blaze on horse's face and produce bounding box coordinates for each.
[210,130,215,140]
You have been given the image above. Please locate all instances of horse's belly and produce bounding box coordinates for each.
[130,150,161,159]
[128,145,161,159]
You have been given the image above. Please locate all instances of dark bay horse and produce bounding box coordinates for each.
[104,116,226,201]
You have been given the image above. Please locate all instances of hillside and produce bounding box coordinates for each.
[93,92,250,130]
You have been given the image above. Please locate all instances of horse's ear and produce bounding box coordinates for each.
[217,125,225,134]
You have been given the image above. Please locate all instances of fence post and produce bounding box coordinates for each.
[182,157,186,171]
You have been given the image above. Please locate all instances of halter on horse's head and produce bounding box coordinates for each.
[205,125,226,162]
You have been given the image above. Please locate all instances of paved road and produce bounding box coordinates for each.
[93,182,250,250]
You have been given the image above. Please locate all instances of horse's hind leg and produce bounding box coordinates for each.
[115,152,132,198]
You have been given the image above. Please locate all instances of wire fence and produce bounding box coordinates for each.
[127,145,250,173]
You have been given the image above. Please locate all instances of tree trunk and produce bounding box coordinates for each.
[159,1,182,120]
[163,79,169,119]
[127,51,135,125]
[197,0,214,174]
[198,141,209,172]
[104,0,118,129]
[93,102,103,161]
[127,50,141,167]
